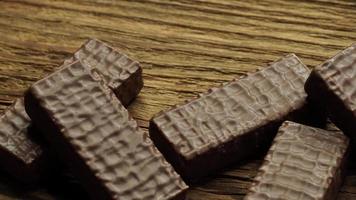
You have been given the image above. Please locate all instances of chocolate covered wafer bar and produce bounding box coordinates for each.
[150,54,324,182]
[25,61,187,200]
[0,39,143,183]
[64,39,143,106]
[245,121,349,200]
[0,98,43,183]
[305,44,356,142]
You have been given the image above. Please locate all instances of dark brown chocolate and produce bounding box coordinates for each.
[64,39,143,107]
[305,44,356,143]
[0,38,143,183]
[25,61,187,200]
[150,54,325,182]
[0,98,43,183]
[245,121,349,200]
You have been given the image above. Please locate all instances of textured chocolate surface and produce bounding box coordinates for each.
[245,121,349,200]
[305,44,356,142]
[0,39,142,184]
[64,38,143,107]
[0,98,42,182]
[25,61,187,200]
[150,54,321,182]
[0,99,41,164]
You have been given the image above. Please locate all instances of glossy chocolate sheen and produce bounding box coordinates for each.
[0,98,43,183]
[25,61,188,200]
[64,39,143,107]
[0,39,143,183]
[150,54,324,182]
[245,121,349,200]
[305,44,356,142]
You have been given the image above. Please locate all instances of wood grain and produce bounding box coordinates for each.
[0,0,356,199]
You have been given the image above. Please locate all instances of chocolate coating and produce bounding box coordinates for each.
[245,121,349,200]
[0,38,143,184]
[0,98,43,183]
[305,44,356,143]
[25,61,187,200]
[64,38,143,107]
[150,54,324,182]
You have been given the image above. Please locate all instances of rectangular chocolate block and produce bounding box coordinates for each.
[305,44,356,142]
[150,54,324,182]
[0,39,143,183]
[0,98,43,183]
[25,61,187,200]
[245,121,349,200]
[64,39,143,106]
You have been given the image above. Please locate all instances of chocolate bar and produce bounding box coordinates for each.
[0,98,43,183]
[245,121,349,200]
[0,39,143,183]
[24,61,188,200]
[150,54,325,182]
[64,39,143,106]
[305,44,356,142]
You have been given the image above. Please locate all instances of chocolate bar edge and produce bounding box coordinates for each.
[305,70,356,141]
[330,148,349,200]
[0,138,44,184]
[68,38,144,108]
[0,100,46,184]
[113,65,143,107]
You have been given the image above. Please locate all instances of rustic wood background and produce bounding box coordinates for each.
[0,0,356,199]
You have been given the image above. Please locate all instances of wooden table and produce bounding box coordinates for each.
[0,0,356,199]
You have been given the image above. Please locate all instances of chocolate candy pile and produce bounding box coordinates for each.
[0,39,355,200]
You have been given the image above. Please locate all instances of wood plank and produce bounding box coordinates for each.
[0,0,355,199]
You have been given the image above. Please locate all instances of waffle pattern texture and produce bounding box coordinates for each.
[0,38,140,173]
[64,39,141,94]
[0,98,41,164]
[245,121,349,200]
[313,44,356,114]
[30,61,187,200]
[152,54,310,160]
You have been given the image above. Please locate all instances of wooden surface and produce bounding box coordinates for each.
[0,0,356,199]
